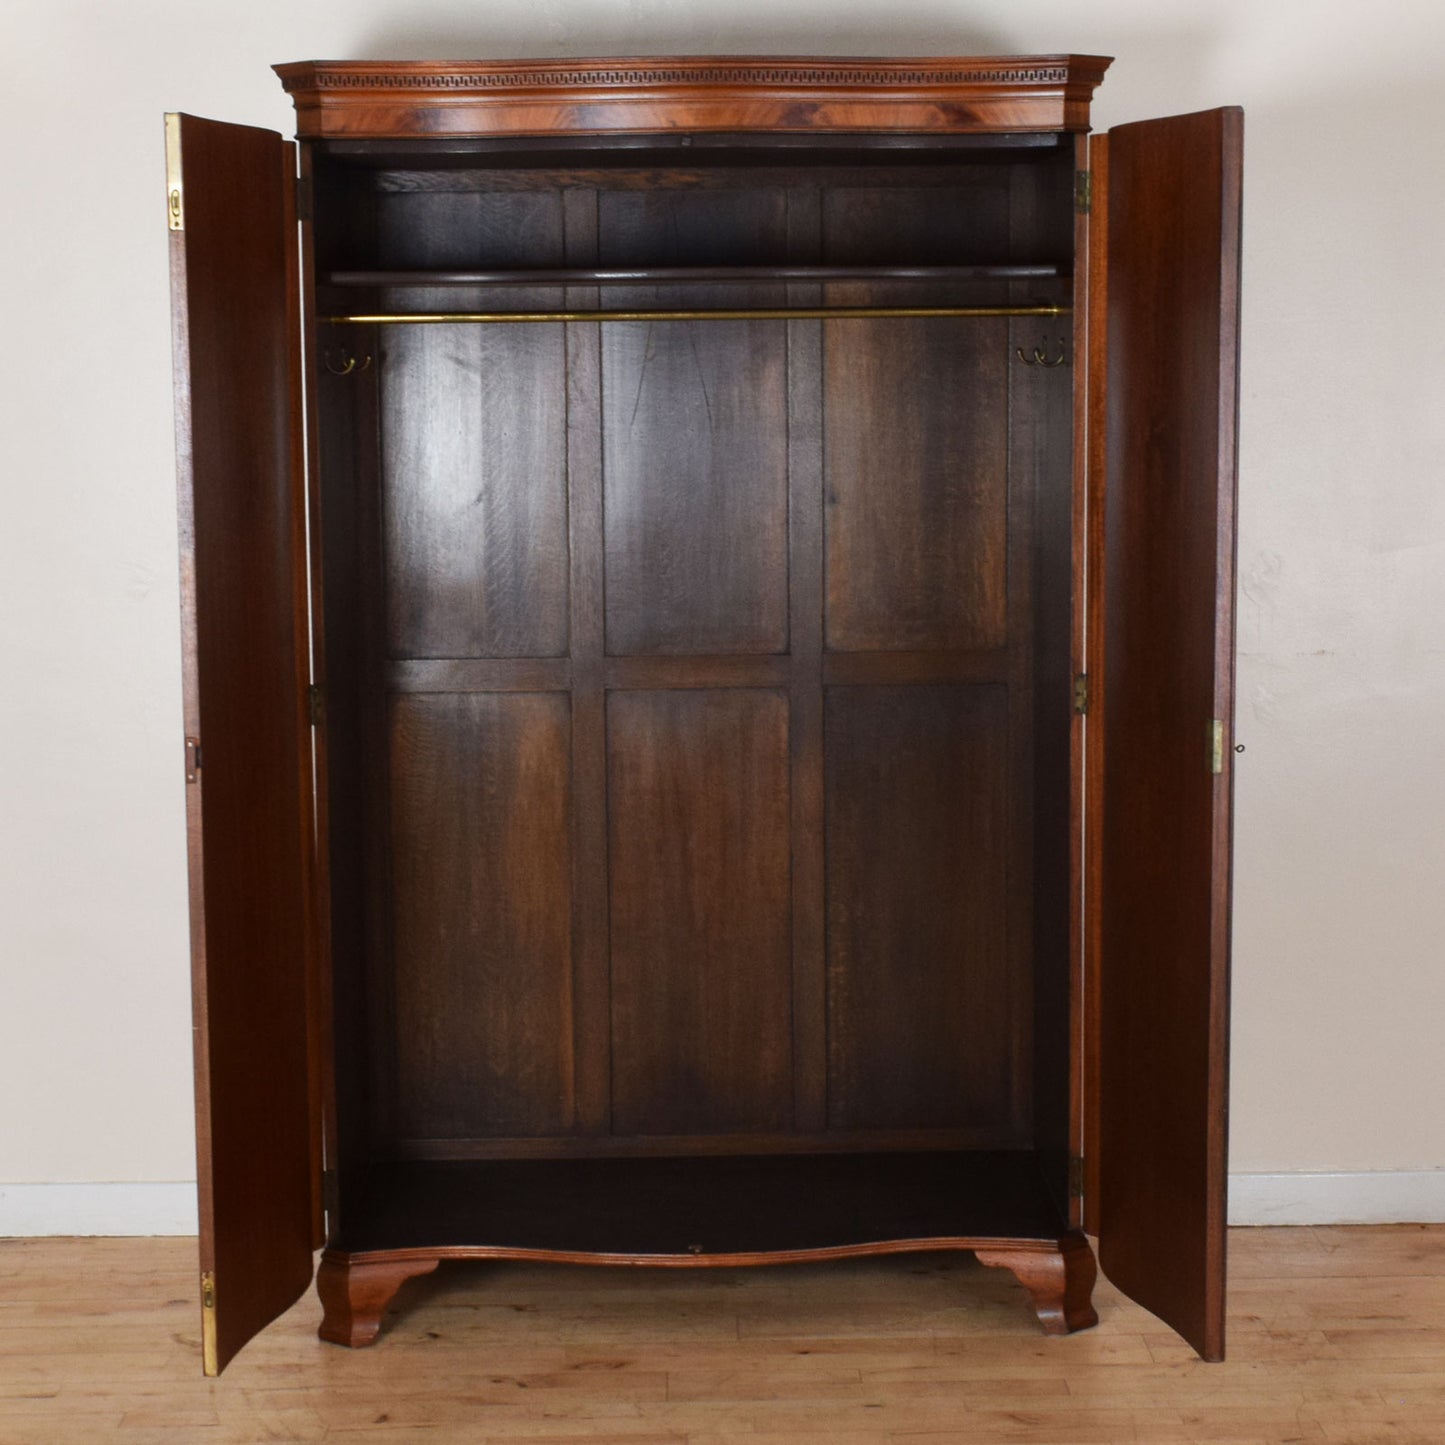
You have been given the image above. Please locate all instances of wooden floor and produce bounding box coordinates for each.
[1,1228,1443,1443]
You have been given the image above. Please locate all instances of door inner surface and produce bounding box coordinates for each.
[1095,106,1243,1363]
[168,112,317,1376]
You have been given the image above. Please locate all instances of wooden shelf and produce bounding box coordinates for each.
[321,263,1069,289]
[335,1151,1068,1256]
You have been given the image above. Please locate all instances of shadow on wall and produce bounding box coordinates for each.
[350,12,1014,60]
[340,17,1232,127]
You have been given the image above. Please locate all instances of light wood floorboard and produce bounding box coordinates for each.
[0,1227,1442,1443]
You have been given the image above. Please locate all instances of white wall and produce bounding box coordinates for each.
[2,0,1442,1228]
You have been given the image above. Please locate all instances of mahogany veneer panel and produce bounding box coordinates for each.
[335,1151,1067,1255]
[380,323,570,658]
[389,692,574,1139]
[1097,107,1242,1363]
[273,56,1114,140]
[823,318,1008,651]
[608,690,793,1135]
[825,684,1013,1133]
[169,113,316,1374]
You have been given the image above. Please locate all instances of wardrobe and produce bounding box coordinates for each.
[166,55,1241,1376]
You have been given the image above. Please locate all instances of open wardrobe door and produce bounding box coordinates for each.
[167,112,318,1375]
[1093,107,1243,1361]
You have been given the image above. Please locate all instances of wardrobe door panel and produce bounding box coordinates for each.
[608,689,793,1134]
[1095,107,1242,1363]
[168,112,315,1376]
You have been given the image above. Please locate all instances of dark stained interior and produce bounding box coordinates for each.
[311,137,1079,1249]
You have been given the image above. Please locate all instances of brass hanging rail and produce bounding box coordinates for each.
[321,304,1071,325]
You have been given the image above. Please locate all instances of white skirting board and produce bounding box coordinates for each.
[0,1182,198,1236]
[1227,1171,1445,1226]
[2,1173,1444,1236]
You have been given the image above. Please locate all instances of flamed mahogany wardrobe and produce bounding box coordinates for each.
[166,55,1241,1375]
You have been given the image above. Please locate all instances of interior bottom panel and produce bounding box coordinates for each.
[333,1151,1069,1255]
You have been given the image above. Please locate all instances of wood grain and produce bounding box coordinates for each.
[1096,107,1243,1364]
[562,187,612,1137]
[607,690,793,1135]
[4,1227,1440,1440]
[823,316,1008,652]
[316,1253,440,1348]
[598,189,789,655]
[975,1232,1098,1335]
[380,320,569,658]
[274,56,1115,140]
[389,693,574,1140]
[601,313,789,654]
[822,179,1011,266]
[824,686,1014,1134]
[169,112,316,1376]
[1081,130,1110,1231]
[375,186,569,659]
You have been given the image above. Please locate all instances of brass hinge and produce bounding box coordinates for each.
[1072,673,1090,715]
[200,1270,218,1377]
[185,736,202,784]
[295,173,312,223]
[1210,719,1226,775]
[1074,170,1092,214]
[1069,1156,1086,1199]
[165,113,184,231]
[308,684,325,727]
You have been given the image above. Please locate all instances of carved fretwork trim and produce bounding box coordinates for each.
[283,63,1077,93]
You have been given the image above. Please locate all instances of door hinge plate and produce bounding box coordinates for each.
[1210,719,1226,775]
[1074,169,1092,214]
[165,113,184,231]
[1072,673,1090,715]
[200,1270,218,1376]
[185,736,202,784]
[308,684,325,728]
[296,173,312,223]
[1069,1156,1085,1199]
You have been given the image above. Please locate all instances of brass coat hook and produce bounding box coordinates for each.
[322,348,373,376]
[1015,339,1069,367]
